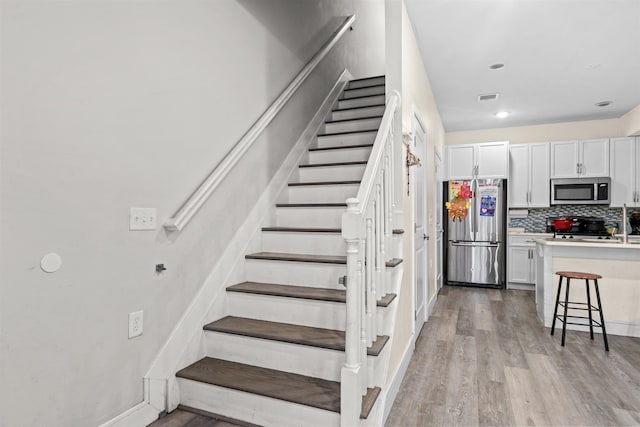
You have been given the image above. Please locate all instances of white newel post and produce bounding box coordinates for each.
[341,198,363,427]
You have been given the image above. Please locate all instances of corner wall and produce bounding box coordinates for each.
[385,0,446,385]
[0,1,384,425]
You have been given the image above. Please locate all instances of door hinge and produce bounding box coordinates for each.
[339,275,347,287]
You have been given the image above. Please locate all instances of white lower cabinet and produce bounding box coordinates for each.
[507,235,548,290]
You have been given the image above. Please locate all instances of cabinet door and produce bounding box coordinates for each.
[581,138,609,177]
[550,141,579,178]
[508,144,529,207]
[447,144,475,180]
[529,143,550,207]
[508,246,533,284]
[609,137,636,207]
[477,141,509,178]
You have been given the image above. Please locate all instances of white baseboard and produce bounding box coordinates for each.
[141,69,353,418]
[547,318,640,338]
[98,402,159,427]
[507,283,535,291]
[427,293,437,317]
[382,336,415,425]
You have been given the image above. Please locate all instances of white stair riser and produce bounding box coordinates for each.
[204,331,344,381]
[337,94,385,109]
[227,291,391,332]
[274,207,344,228]
[331,105,385,121]
[203,332,384,385]
[323,117,382,134]
[307,146,372,164]
[245,259,346,288]
[341,85,385,99]
[178,379,339,427]
[315,131,376,149]
[262,231,345,255]
[286,184,359,203]
[226,292,345,330]
[348,76,385,89]
[296,164,366,182]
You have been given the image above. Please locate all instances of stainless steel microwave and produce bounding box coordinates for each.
[550,177,611,205]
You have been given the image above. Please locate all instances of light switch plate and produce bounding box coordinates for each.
[130,207,157,230]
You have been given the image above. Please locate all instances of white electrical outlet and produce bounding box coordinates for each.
[128,310,144,338]
[129,207,157,230]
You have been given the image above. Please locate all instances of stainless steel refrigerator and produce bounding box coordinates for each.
[446,179,506,288]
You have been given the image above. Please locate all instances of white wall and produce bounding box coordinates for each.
[446,117,626,145]
[385,0,446,384]
[0,1,384,425]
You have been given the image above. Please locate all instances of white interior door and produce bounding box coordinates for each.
[435,148,444,291]
[413,113,428,328]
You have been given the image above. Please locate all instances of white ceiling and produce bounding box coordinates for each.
[404,0,640,132]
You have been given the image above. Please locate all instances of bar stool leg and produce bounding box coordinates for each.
[551,276,563,336]
[585,279,594,340]
[561,278,571,346]
[593,279,609,352]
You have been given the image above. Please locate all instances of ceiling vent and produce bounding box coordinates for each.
[478,93,499,102]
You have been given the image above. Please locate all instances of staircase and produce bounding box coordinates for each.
[173,76,402,427]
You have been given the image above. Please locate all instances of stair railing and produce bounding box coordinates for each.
[341,91,400,426]
[164,14,356,232]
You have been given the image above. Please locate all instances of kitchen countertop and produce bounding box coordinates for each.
[508,230,553,237]
[535,237,640,250]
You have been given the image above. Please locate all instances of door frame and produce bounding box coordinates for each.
[434,147,444,292]
[412,108,429,334]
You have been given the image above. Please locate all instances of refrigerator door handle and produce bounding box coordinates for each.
[451,241,499,247]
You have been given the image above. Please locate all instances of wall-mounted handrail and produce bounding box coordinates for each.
[340,91,400,427]
[164,14,356,231]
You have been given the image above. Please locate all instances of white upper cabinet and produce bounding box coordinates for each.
[610,137,640,207]
[446,144,476,180]
[509,143,550,208]
[446,141,509,180]
[550,139,609,178]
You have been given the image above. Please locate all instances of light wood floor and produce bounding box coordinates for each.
[386,286,640,427]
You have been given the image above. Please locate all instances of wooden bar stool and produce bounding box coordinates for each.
[551,271,609,351]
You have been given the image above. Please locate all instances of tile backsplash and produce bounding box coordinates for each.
[509,206,625,232]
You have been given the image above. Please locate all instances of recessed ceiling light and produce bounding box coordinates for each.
[595,101,612,107]
[495,111,509,119]
[489,63,505,70]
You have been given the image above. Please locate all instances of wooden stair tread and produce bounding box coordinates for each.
[325,115,383,124]
[228,281,397,307]
[386,258,404,267]
[317,129,378,137]
[343,84,385,92]
[177,405,261,427]
[246,252,403,268]
[309,143,373,152]
[261,227,341,233]
[348,75,385,83]
[288,180,360,186]
[176,357,380,418]
[204,316,389,356]
[332,103,385,113]
[299,161,367,168]
[275,202,347,208]
[337,93,385,102]
[246,252,346,264]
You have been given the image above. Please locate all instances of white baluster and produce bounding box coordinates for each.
[366,216,375,346]
[358,240,367,395]
[376,183,385,297]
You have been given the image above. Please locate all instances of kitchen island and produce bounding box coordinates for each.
[534,238,640,337]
